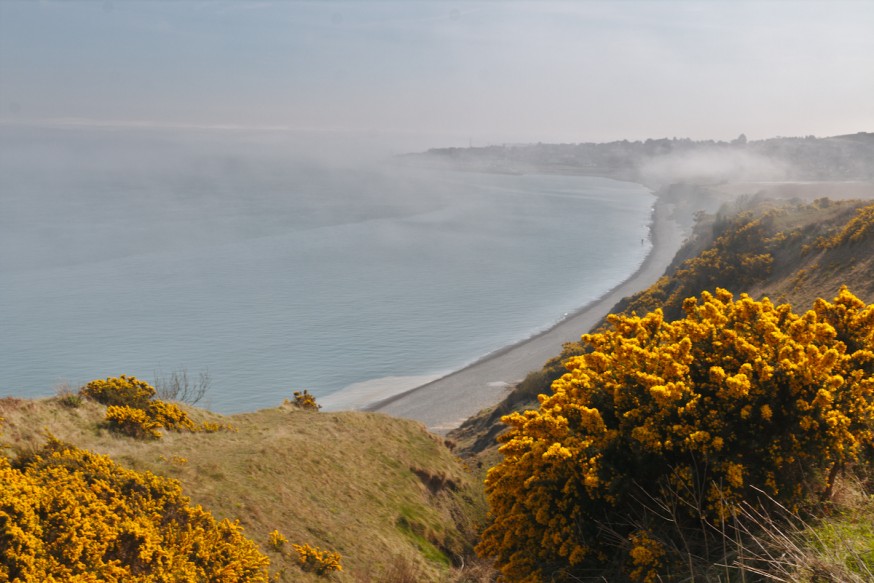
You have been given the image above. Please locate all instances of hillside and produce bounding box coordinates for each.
[0,397,490,582]
[450,196,874,458]
[449,194,874,581]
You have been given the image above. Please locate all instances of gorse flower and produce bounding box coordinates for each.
[265,530,341,576]
[80,375,234,439]
[0,438,270,582]
[820,202,874,249]
[81,374,155,408]
[105,404,162,439]
[267,529,287,552]
[292,543,343,575]
[478,288,874,582]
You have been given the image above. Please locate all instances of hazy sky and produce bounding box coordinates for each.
[1,1,872,146]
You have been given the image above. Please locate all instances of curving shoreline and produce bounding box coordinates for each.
[366,192,692,433]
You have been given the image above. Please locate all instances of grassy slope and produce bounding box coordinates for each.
[0,397,487,582]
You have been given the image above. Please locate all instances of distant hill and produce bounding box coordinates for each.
[404,132,874,186]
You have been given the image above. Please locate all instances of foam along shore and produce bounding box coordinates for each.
[358,192,690,434]
[318,374,443,411]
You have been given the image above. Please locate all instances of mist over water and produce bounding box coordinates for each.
[1,126,653,412]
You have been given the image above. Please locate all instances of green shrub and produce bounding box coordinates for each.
[56,392,83,409]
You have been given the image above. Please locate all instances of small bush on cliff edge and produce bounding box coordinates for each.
[287,389,321,411]
[477,287,874,582]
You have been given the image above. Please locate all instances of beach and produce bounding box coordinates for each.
[364,194,690,433]
[362,179,874,433]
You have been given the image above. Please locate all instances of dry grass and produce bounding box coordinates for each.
[717,480,874,583]
[0,396,491,582]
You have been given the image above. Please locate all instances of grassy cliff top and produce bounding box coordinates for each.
[0,396,489,582]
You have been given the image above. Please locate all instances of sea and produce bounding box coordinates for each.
[0,125,653,413]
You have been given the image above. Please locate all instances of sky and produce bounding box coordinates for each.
[1,0,873,147]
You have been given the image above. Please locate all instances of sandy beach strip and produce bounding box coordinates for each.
[368,194,690,433]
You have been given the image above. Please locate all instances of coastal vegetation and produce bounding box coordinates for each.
[452,195,874,581]
[81,374,234,439]
[0,438,271,582]
[477,288,874,581]
[3,193,874,582]
[1,392,488,581]
[452,198,874,456]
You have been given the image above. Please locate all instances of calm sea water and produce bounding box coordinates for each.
[0,126,653,412]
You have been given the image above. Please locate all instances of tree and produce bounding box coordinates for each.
[477,288,874,582]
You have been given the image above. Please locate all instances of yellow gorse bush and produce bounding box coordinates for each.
[80,375,233,438]
[265,529,341,576]
[292,543,343,575]
[820,202,874,249]
[0,438,270,582]
[146,399,198,431]
[478,288,874,582]
[627,530,665,583]
[267,529,288,552]
[105,404,162,439]
[80,374,155,409]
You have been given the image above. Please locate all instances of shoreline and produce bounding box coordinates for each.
[364,179,874,433]
[365,190,691,433]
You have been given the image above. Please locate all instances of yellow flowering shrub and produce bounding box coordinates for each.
[265,529,341,576]
[292,543,343,575]
[477,288,874,582]
[82,375,233,439]
[819,202,874,249]
[105,405,162,439]
[80,374,155,408]
[199,420,237,433]
[0,438,270,582]
[267,529,288,552]
[145,400,198,432]
[628,530,665,583]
